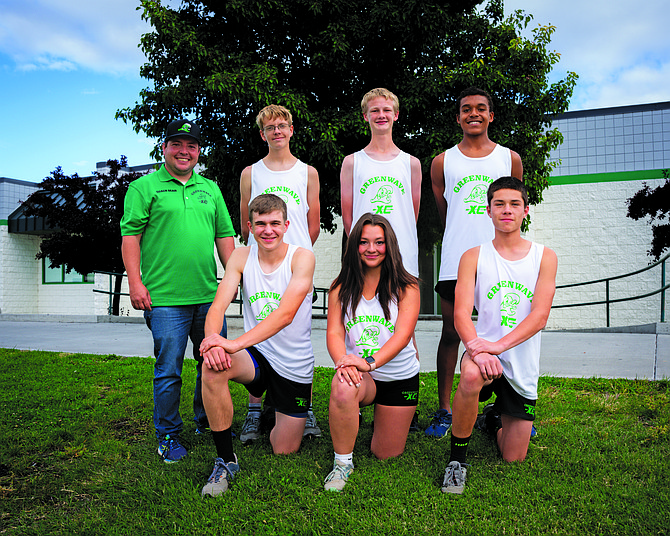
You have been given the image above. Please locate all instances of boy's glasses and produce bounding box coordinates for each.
[263,123,291,134]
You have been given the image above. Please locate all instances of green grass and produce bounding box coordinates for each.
[0,348,669,535]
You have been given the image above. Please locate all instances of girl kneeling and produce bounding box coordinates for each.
[324,213,420,492]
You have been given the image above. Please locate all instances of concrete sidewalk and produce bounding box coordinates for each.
[0,315,668,381]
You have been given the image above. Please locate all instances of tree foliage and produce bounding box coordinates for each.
[22,157,147,314]
[626,169,670,260]
[117,0,577,248]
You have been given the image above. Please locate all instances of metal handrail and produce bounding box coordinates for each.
[93,249,669,327]
[92,271,329,316]
[552,251,669,326]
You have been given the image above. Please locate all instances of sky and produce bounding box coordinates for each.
[1,0,669,183]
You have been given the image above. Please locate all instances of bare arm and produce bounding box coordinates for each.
[409,155,422,223]
[199,247,248,370]
[430,153,447,230]
[454,246,504,381]
[121,234,152,311]
[215,236,235,268]
[204,248,247,337]
[453,246,480,346]
[306,165,321,245]
[203,248,316,359]
[239,166,252,244]
[340,154,354,236]
[326,285,362,386]
[511,150,523,182]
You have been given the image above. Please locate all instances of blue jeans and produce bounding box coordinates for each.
[144,303,227,438]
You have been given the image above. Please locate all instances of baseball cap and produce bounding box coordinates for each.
[164,119,201,144]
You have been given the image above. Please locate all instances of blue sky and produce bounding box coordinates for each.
[1,0,669,183]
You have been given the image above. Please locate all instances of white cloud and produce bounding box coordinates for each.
[504,0,670,110]
[578,62,670,110]
[0,0,150,75]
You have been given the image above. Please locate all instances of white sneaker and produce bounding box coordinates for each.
[324,460,354,492]
[201,455,240,497]
[441,460,467,494]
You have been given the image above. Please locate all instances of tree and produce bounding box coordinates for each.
[626,169,670,260]
[21,157,148,315]
[117,0,577,248]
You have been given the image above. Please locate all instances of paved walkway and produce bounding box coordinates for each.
[1,315,668,380]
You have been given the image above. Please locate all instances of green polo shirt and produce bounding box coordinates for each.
[120,165,234,306]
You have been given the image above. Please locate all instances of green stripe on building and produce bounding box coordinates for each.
[550,169,667,186]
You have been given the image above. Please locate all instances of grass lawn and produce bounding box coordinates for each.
[0,348,668,535]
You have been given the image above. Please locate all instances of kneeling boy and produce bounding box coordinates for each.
[199,193,316,497]
[441,177,557,494]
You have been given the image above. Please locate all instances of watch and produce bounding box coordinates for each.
[364,356,376,371]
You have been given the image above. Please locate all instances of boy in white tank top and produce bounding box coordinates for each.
[340,88,422,277]
[239,105,322,441]
[427,87,524,439]
[441,177,557,494]
[199,194,316,497]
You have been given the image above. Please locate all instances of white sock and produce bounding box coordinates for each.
[248,403,261,414]
[334,452,353,467]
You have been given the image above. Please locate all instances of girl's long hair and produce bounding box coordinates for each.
[331,213,418,324]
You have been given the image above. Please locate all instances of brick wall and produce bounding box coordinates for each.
[528,178,668,329]
[0,228,40,314]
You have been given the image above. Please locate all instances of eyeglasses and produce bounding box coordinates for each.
[263,123,291,134]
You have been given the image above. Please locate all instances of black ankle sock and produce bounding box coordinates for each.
[212,428,235,463]
[449,434,471,464]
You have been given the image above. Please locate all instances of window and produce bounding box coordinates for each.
[42,260,93,284]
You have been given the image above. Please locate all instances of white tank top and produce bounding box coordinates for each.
[248,159,312,251]
[351,150,419,277]
[242,244,314,383]
[438,144,512,280]
[474,240,544,399]
[343,294,419,382]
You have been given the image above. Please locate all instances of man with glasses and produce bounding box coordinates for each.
[238,104,321,443]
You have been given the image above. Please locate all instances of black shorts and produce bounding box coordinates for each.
[372,373,420,407]
[478,373,536,421]
[434,280,456,303]
[245,346,311,418]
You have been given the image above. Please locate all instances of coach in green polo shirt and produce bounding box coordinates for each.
[121,119,235,463]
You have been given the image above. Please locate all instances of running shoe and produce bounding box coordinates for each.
[474,403,501,437]
[303,409,322,438]
[157,434,187,463]
[239,411,261,444]
[425,409,452,438]
[324,460,354,492]
[441,460,467,494]
[201,455,240,497]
